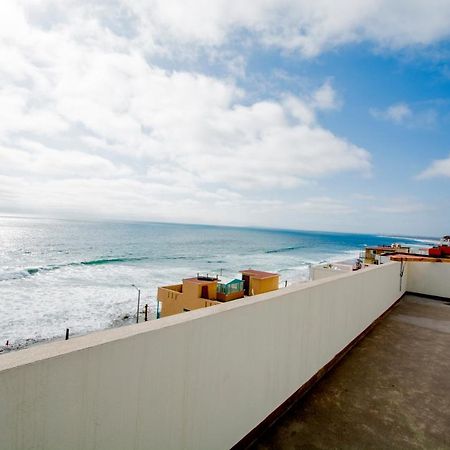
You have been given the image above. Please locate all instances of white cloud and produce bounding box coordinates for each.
[370,102,412,124]
[370,102,438,128]
[290,197,354,215]
[16,1,447,230]
[0,1,447,234]
[4,1,450,59]
[111,0,450,57]
[370,199,427,214]
[0,174,333,227]
[0,172,359,230]
[0,2,371,207]
[352,193,375,201]
[312,80,340,111]
[385,103,412,123]
[0,142,131,179]
[101,0,450,56]
[417,155,450,179]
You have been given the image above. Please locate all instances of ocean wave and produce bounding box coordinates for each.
[79,256,149,266]
[0,256,151,282]
[0,264,70,281]
[0,270,32,282]
[163,256,199,260]
[277,264,310,273]
[328,250,360,263]
[265,245,305,254]
[305,249,361,266]
[376,235,439,245]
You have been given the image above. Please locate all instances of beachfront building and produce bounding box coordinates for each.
[216,278,246,301]
[428,235,450,257]
[157,270,279,317]
[240,269,279,295]
[157,276,223,317]
[363,243,410,265]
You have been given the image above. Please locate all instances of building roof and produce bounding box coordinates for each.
[240,269,279,279]
[183,277,219,285]
[390,255,450,263]
[220,279,243,286]
[365,246,410,251]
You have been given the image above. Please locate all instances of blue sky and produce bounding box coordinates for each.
[0,1,449,236]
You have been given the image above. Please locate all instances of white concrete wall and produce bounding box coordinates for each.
[406,262,450,298]
[0,262,406,450]
[311,264,353,280]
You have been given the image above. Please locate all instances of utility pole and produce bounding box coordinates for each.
[132,284,141,324]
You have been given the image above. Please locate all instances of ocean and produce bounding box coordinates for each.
[0,217,438,352]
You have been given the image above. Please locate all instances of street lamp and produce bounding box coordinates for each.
[131,284,141,324]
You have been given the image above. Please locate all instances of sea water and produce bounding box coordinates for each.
[0,217,437,351]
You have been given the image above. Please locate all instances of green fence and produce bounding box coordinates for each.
[217,279,244,295]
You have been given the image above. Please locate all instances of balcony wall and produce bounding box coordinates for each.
[0,262,411,450]
[406,261,450,298]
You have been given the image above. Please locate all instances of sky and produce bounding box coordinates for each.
[0,1,450,236]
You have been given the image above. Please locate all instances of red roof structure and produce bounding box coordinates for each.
[239,269,279,279]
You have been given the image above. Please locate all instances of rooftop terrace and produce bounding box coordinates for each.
[1,262,448,450]
[250,294,450,450]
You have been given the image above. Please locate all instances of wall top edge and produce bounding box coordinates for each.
[0,261,400,373]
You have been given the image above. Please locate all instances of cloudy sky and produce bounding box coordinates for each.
[1,1,450,236]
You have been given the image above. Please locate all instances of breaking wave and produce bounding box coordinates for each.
[0,256,151,282]
[265,245,305,254]
[163,255,202,260]
[376,235,439,245]
[79,256,149,266]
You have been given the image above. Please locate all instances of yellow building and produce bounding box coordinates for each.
[157,270,280,318]
[157,276,220,318]
[240,269,279,295]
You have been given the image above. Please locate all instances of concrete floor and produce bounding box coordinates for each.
[250,295,450,450]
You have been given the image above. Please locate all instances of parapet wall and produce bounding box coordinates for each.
[406,261,450,298]
[0,262,408,450]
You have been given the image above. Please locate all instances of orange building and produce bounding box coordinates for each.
[157,270,280,318]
